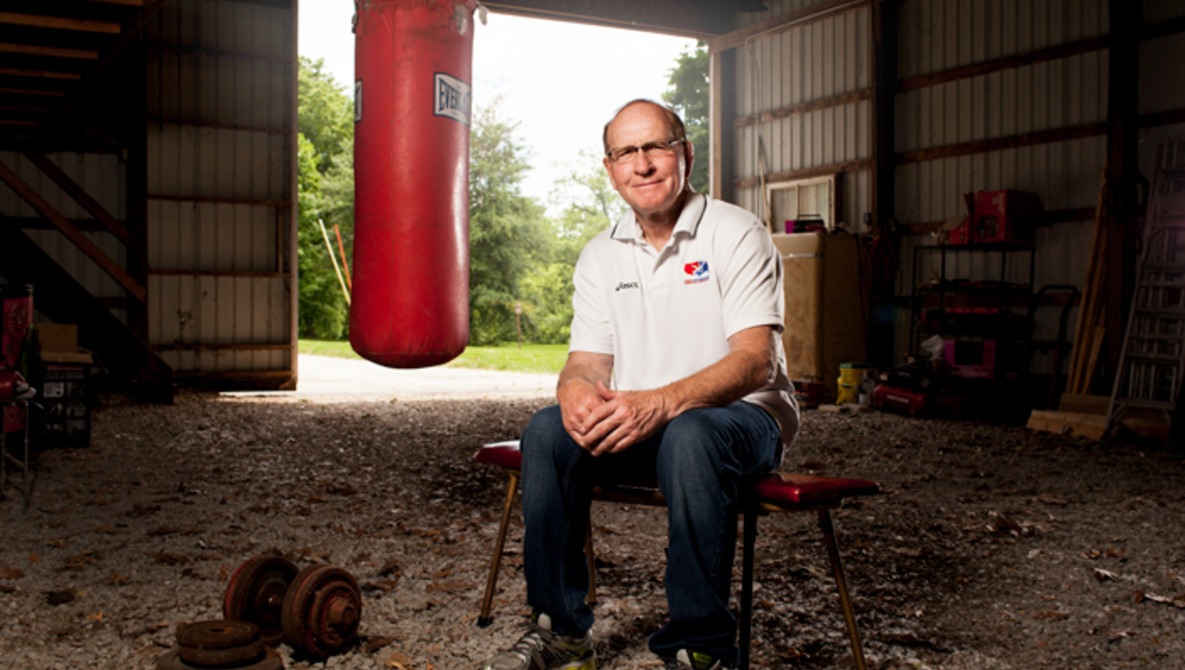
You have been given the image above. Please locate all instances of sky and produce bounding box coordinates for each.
[297,3,696,207]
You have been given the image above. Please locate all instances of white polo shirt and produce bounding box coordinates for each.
[569,193,799,449]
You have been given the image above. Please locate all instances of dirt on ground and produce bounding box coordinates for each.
[0,386,1182,670]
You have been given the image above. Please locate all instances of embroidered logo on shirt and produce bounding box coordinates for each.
[683,261,710,285]
[615,281,640,292]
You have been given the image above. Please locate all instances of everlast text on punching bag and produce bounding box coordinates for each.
[351,0,477,367]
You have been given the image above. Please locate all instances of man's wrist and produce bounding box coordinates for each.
[557,376,593,393]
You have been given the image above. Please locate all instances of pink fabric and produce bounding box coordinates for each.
[0,369,14,402]
[2,294,33,370]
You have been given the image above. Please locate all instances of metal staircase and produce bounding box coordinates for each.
[1107,167,1185,434]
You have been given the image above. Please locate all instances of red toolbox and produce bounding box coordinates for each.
[872,383,927,417]
[948,190,1044,245]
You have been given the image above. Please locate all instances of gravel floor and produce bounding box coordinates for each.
[1,370,1182,670]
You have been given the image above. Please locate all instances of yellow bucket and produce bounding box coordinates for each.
[836,363,872,404]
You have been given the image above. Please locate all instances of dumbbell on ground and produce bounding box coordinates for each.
[223,555,363,660]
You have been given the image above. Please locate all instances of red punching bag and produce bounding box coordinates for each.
[351,0,477,367]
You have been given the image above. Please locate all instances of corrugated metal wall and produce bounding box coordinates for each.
[894,0,1111,371]
[0,151,128,315]
[723,0,1185,374]
[730,0,872,231]
[895,0,1108,268]
[145,0,297,383]
[1138,3,1185,182]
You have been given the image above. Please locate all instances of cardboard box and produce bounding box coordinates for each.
[771,232,867,399]
[38,324,93,365]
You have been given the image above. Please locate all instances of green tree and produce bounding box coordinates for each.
[296,134,348,338]
[298,57,353,176]
[296,57,354,339]
[518,262,574,343]
[468,100,553,345]
[663,42,709,193]
[546,152,623,256]
[517,155,624,344]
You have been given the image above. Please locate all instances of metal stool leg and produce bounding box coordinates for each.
[478,471,519,627]
[738,508,758,670]
[1,400,33,511]
[818,509,868,670]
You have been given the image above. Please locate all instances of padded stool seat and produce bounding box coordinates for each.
[473,440,879,670]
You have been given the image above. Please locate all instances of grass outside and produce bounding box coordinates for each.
[299,339,567,375]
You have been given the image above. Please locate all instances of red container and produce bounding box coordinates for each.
[946,217,972,245]
[965,190,1044,245]
[792,380,829,407]
[872,384,927,417]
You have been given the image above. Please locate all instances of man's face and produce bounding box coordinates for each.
[602,103,692,222]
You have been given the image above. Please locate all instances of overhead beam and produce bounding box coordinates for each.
[0,87,67,98]
[0,43,100,60]
[0,105,55,114]
[62,0,167,123]
[0,67,81,80]
[480,0,755,39]
[0,11,121,34]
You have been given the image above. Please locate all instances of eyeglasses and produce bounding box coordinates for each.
[605,138,685,165]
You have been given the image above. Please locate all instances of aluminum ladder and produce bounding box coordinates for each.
[1107,167,1185,435]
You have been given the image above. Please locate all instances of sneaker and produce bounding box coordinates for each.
[663,649,730,670]
[1,371,35,401]
[13,375,35,401]
[480,612,596,670]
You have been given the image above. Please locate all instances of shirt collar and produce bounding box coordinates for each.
[609,193,708,244]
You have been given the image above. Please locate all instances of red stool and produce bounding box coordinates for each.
[473,440,880,670]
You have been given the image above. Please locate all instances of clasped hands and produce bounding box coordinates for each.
[558,379,669,456]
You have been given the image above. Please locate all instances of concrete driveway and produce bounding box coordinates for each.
[222,354,558,403]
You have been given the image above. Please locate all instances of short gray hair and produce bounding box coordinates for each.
[602,99,687,155]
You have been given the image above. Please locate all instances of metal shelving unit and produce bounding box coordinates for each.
[909,242,1036,387]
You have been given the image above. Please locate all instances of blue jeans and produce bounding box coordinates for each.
[520,402,783,665]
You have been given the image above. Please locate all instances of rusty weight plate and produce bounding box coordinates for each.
[281,565,362,660]
[224,556,299,646]
[175,619,259,649]
[178,637,265,668]
[157,646,284,670]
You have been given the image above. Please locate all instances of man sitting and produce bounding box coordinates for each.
[481,99,799,670]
